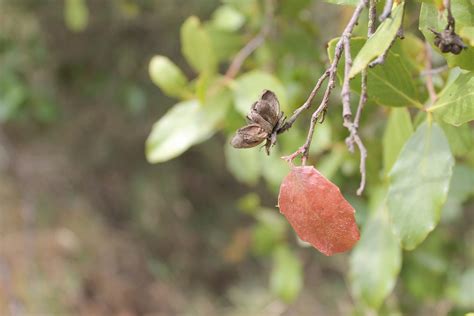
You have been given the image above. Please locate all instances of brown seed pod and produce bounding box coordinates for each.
[429,27,467,55]
[231,90,285,155]
[230,124,268,148]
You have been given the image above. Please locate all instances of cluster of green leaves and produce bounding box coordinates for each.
[145,0,474,312]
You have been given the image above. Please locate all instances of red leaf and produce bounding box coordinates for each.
[278,166,360,256]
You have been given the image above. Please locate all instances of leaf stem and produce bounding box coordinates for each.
[223,0,274,80]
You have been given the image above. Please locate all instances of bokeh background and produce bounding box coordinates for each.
[0,0,473,315]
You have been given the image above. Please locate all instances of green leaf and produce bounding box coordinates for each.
[428,72,474,126]
[387,121,454,250]
[146,90,231,163]
[270,246,303,303]
[419,1,474,71]
[205,25,243,62]
[393,34,426,73]
[225,142,261,185]
[64,0,89,32]
[149,56,189,98]
[233,70,288,116]
[212,5,245,31]
[439,120,474,157]
[383,108,414,174]
[328,37,421,107]
[349,2,405,78]
[350,208,402,309]
[460,26,474,46]
[181,16,217,73]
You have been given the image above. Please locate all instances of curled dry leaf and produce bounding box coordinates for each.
[278,166,360,256]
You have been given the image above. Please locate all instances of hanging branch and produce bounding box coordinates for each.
[279,0,383,195]
[379,0,393,21]
[339,0,376,195]
[280,0,368,167]
[369,0,404,68]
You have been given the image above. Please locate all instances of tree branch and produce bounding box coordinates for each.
[341,0,375,195]
[379,0,393,22]
[224,0,274,80]
[281,0,368,167]
[444,0,455,30]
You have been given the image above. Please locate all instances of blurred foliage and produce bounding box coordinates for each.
[0,0,473,315]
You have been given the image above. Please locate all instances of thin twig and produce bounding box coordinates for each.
[341,0,375,195]
[370,1,405,68]
[424,42,437,104]
[444,0,454,30]
[277,71,329,134]
[368,0,377,35]
[224,0,274,80]
[420,64,448,76]
[354,72,368,127]
[341,36,353,121]
[379,0,393,22]
[281,0,368,166]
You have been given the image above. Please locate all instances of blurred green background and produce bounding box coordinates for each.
[0,0,473,315]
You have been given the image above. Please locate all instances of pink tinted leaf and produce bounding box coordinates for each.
[278,166,360,256]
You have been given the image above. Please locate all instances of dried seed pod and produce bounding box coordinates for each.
[230,90,285,155]
[231,124,268,148]
[429,27,467,55]
[252,90,281,126]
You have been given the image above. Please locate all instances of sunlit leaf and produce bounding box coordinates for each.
[212,5,245,31]
[349,2,405,78]
[328,37,421,107]
[387,122,454,250]
[428,72,474,126]
[181,16,217,73]
[149,56,189,98]
[146,90,230,163]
